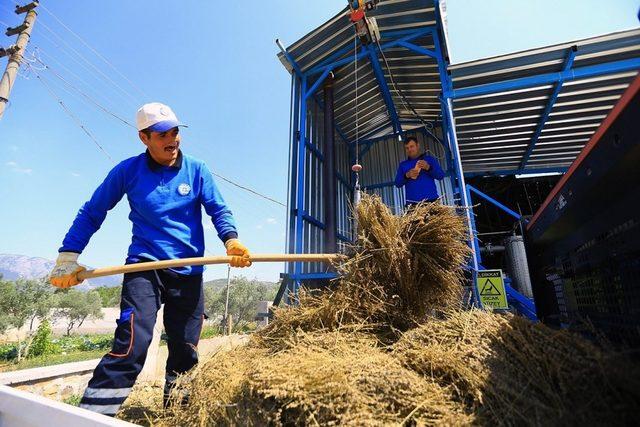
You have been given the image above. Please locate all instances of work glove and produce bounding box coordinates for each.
[225,239,252,268]
[49,252,86,288]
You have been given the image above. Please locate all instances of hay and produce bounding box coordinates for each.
[257,196,471,350]
[394,309,640,426]
[124,195,639,426]
[162,332,473,426]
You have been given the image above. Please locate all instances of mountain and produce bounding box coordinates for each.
[0,254,122,289]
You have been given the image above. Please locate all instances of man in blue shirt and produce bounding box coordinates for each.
[394,136,445,207]
[49,102,251,415]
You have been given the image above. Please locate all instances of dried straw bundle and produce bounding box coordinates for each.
[161,332,473,426]
[123,194,639,426]
[258,195,471,349]
[394,309,640,426]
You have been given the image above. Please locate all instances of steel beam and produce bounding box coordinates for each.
[464,166,568,178]
[449,57,640,99]
[307,27,433,76]
[467,184,522,221]
[519,47,577,169]
[367,43,402,134]
[397,40,437,59]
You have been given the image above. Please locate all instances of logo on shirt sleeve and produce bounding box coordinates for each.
[178,183,191,196]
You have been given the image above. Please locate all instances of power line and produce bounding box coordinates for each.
[37,1,149,100]
[30,45,127,115]
[30,63,114,163]
[12,4,285,210]
[212,171,286,207]
[36,18,141,108]
[33,54,136,129]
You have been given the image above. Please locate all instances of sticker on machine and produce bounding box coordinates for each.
[178,183,191,196]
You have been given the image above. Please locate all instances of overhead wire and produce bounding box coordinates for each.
[31,53,137,129]
[14,2,286,211]
[37,1,150,100]
[213,172,286,208]
[28,62,114,163]
[36,18,141,108]
[31,45,127,115]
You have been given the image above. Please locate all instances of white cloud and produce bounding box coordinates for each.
[6,161,32,175]
[266,218,277,225]
[8,145,18,152]
[70,172,81,177]
[256,224,263,230]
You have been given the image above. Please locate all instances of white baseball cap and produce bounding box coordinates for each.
[136,102,187,132]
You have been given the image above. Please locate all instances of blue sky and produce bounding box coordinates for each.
[0,1,637,282]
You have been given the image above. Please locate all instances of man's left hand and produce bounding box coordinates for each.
[416,159,431,171]
[225,239,252,267]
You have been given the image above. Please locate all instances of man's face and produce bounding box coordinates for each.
[139,127,181,165]
[405,140,419,158]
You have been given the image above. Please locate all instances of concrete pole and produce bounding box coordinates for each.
[0,4,38,120]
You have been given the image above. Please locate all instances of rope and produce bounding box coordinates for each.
[354,32,360,166]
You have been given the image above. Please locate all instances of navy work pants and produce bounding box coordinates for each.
[78,266,204,416]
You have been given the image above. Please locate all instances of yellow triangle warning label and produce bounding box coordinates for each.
[479,279,502,296]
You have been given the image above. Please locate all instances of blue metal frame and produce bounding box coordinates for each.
[307,27,433,76]
[280,1,639,312]
[519,47,577,169]
[449,57,640,99]
[466,184,523,222]
[367,43,402,134]
[464,166,568,178]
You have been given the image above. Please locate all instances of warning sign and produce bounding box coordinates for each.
[477,270,508,309]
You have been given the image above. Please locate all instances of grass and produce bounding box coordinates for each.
[63,394,82,406]
[0,348,106,372]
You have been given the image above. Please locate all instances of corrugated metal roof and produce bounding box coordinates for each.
[451,29,640,174]
[279,2,640,175]
[279,0,440,144]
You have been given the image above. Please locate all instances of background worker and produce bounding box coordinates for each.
[394,136,445,207]
[49,102,251,416]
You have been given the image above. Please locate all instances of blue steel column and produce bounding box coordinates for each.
[464,185,482,266]
[287,76,301,265]
[285,75,302,303]
[293,76,308,297]
[434,0,481,305]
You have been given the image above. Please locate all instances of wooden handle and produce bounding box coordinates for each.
[77,253,340,280]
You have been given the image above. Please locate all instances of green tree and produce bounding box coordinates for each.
[95,285,122,307]
[54,289,104,336]
[205,276,276,332]
[18,278,55,331]
[0,277,55,360]
[29,319,57,357]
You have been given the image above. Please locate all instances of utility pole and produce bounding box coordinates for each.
[0,1,39,120]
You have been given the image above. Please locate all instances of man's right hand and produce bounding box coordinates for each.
[405,168,420,179]
[50,252,86,288]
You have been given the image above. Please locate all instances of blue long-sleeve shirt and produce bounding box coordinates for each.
[60,151,238,275]
[394,154,445,204]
